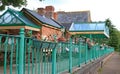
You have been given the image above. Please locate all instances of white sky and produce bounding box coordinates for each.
[0,0,120,30]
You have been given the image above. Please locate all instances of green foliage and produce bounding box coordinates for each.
[0,0,45,11]
[0,0,26,10]
[0,5,5,10]
[105,18,120,51]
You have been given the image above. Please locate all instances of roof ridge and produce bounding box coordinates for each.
[7,8,20,13]
[57,10,90,13]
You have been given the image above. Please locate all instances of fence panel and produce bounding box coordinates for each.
[0,34,114,74]
[80,43,86,64]
[31,40,56,74]
[56,42,70,73]
[0,34,20,74]
[72,43,79,67]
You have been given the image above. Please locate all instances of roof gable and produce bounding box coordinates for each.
[0,8,40,29]
[0,8,23,25]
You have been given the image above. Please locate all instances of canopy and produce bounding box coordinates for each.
[0,8,40,31]
[69,22,109,38]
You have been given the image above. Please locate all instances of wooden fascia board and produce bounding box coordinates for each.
[70,31,104,35]
[25,26,40,31]
[42,24,61,31]
[0,26,40,31]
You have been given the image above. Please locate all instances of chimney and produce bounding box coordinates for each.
[45,6,55,18]
[37,8,46,16]
[53,12,58,20]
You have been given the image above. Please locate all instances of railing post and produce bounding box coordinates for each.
[69,38,72,73]
[85,43,88,63]
[52,43,57,74]
[89,34,92,61]
[93,46,95,60]
[94,45,96,59]
[19,28,25,74]
[79,42,81,67]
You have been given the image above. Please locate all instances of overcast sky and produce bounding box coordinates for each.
[0,0,120,30]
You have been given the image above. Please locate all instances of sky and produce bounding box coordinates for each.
[0,0,120,30]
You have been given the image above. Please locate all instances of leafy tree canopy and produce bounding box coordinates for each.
[105,18,120,51]
[0,0,43,11]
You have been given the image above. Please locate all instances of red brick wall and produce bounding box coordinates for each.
[41,25,62,41]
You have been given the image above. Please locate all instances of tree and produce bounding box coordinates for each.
[0,0,25,10]
[105,18,120,51]
[0,0,44,11]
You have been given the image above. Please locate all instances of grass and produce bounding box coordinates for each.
[97,68,102,74]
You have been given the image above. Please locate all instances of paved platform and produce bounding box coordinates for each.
[100,52,120,74]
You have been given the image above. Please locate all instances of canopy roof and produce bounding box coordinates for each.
[0,8,40,31]
[69,22,109,38]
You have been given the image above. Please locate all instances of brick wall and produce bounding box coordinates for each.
[41,25,62,41]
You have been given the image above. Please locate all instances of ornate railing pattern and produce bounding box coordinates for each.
[0,29,114,74]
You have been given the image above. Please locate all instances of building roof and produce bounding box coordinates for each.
[69,22,109,38]
[0,8,40,30]
[61,23,73,30]
[56,11,91,23]
[70,22,106,31]
[22,8,62,28]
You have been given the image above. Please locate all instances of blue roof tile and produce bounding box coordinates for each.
[57,11,91,23]
[23,8,61,28]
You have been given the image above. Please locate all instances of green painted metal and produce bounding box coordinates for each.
[79,42,81,67]
[85,43,88,63]
[0,33,114,74]
[89,34,93,61]
[69,38,72,73]
[69,22,109,38]
[83,44,86,64]
[19,28,25,74]
[0,8,41,29]
[56,42,69,73]
[0,34,20,74]
[72,43,79,67]
[15,38,19,74]
[4,37,8,74]
[23,38,26,74]
[32,45,35,74]
[10,37,14,74]
[27,39,31,74]
[52,43,57,74]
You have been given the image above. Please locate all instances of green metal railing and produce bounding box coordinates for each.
[56,42,70,73]
[0,34,20,74]
[0,28,114,74]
